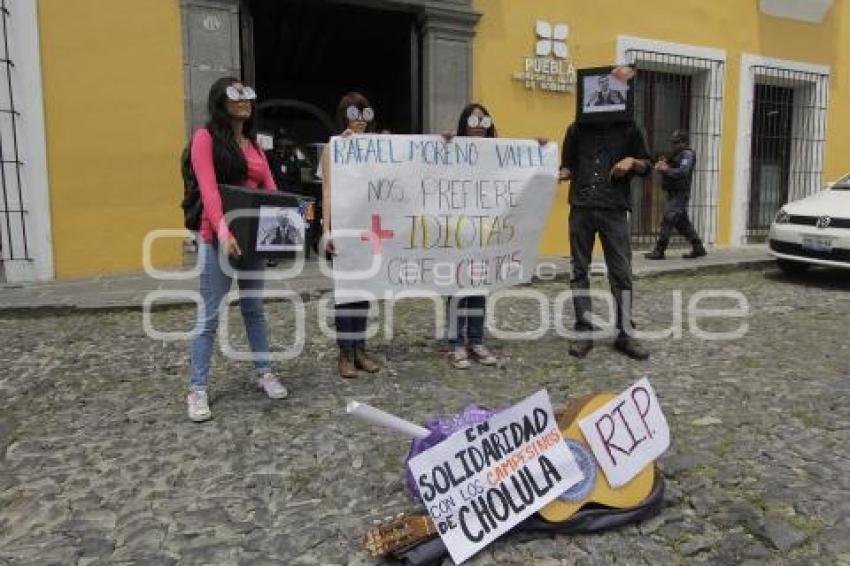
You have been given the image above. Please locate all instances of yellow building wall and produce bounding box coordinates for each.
[471,0,850,255]
[38,0,185,278]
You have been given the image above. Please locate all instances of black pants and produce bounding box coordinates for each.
[335,301,369,351]
[658,194,699,246]
[569,206,633,336]
[446,295,486,348]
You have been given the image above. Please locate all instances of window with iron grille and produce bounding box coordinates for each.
[745,66,828,241]
[626,49,724,248]
[0,0,29,265]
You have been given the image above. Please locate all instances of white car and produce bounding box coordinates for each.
[768,172,850,274]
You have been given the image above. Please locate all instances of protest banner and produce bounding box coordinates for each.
[407,390,582,564]
[577,377,670,488]
[328,135,558,302]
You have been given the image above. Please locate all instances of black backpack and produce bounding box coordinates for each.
[180,143,203,231]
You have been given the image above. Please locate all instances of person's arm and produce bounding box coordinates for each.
[256,145,278,191]
[191,129,239,255]
[658,149,695,180]
[628,125,652,176]
[609,126,652,180]
[558,124,575,181]
[321,144,335,254]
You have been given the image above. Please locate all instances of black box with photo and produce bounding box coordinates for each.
[576,65,635,124]
[219,184,314,260]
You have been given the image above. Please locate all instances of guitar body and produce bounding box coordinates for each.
[539,393,655,523]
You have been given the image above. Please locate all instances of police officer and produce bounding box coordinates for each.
[559,119,653,361]
[645,130,707,260]
[268,130,302,193]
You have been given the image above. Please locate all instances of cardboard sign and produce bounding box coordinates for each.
[219,185,313,259]
[578,378,670,488]
[407,390,582,564]
[329,135,558,303]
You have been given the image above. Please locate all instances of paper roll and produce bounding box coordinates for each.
[346,401,431,440]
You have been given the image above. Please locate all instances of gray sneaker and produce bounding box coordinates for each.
[187,390,212,422]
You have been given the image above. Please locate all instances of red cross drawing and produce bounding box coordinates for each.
[361,214,395,253]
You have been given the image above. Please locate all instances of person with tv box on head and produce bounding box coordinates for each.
[645,130,707,260]
[558,65,652,361]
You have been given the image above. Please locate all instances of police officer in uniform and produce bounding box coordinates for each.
[645,130,707,260]
[559,119,653,361]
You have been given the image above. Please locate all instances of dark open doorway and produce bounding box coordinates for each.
[244,0,421,146]
[240,0,422,255]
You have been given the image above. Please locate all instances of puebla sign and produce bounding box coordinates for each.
[512,20,577,93]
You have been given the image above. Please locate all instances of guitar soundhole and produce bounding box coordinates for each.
[557,439,597,502]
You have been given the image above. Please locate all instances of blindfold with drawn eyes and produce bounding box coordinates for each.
[346,106,375,123]
[467,114,493,129]
[226,85,257,101]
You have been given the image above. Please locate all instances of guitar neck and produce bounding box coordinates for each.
[364,514,437,557]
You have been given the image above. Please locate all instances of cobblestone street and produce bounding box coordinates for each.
[1,266,848,565]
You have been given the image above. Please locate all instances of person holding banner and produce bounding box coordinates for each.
[322,92,384,379]
[186,78,289,423]
[441,103,501,369]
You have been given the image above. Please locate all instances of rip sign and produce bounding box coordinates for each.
[578,377,670,488]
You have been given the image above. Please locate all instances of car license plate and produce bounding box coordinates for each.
[802,236,833,252]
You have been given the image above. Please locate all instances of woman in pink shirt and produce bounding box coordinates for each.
[187,77,288,423]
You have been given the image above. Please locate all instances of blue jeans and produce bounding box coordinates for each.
[446,295,486,348]
[189,242,271,391]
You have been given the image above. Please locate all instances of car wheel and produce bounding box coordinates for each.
[777,258,811,275]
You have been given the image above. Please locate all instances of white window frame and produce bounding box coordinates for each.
[616,36,726,245]
[731,54,830,245]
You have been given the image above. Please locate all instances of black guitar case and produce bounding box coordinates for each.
[394,470,665,566]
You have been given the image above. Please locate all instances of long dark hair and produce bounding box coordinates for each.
[336,91,377,134]
[456,103,497,138]
[205,77,258,184]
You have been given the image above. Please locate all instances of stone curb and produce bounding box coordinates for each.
[0,258,775,317]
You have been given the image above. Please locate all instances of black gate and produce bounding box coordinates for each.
[0,0,29,268]
[746,66,828,241]
[626,50,723,248]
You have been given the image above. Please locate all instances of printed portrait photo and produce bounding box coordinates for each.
[583,73,628,113]
[256,206,305,252]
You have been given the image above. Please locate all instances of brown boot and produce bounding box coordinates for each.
[338,350,358,379]
[354,347,382,373]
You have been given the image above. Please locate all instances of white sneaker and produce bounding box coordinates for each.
[469,345,498,366]
[447,347,472,370]
[187,390,211,422]
[258,373,288,399]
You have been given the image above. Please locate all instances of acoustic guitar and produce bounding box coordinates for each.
[364,513,437,558]
[363,393,657,556]
[538,392,655,522]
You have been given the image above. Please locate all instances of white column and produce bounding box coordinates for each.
[1,0,53,282]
